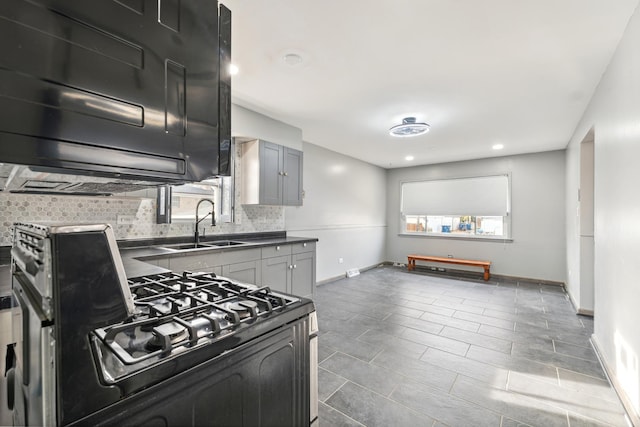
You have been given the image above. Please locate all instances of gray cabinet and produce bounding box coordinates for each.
[140,241,315,297]
[241,140,303,206]
[291,250,315,297]
[223,260,261,285]
[261,254,291,294]
[155,248,262,283]
[261,242,315,298]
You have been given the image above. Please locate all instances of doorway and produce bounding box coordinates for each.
[579,129,595,315]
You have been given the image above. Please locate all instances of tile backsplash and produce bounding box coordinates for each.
[0,144,285,246]
[0,192,285,246]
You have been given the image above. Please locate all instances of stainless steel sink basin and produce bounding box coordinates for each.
[209,240,245,247]
[161,243,216,250]
[160,241,247,251]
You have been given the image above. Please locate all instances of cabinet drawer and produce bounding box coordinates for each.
[291,242,315,254]
[261,244,292,258]
[220,247,262,265]
[168,253,223,271]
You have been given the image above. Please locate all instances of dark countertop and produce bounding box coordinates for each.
[119,235,318,262]
[0,233,318,297]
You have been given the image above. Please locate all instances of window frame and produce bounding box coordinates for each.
[399,173,512,241]
[170,175,234,224]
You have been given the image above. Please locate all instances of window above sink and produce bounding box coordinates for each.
[166,175,234,226]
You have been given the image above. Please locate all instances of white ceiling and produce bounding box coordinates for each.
[223,0,639,168]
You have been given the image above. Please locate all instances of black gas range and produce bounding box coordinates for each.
[6,223,318,426]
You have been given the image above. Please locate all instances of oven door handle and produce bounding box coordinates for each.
[5,343,16,410]
[6,366,15,410]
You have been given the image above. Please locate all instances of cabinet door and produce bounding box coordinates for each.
[168,253,222,272]
[223,260,261,285]
[261,255,291,294]
[283,147,303,206]
[259,141,283,205]
[291,251,315,298]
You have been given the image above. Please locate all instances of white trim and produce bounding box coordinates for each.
[590,335,637,427]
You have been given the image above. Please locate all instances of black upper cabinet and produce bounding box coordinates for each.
[0,0,231,181]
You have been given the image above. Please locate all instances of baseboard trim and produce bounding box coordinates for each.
[591,335,638,427]
[316,262,387,286]
[566,289,595,317]
[317,261,564,288]
[406,264,565,287]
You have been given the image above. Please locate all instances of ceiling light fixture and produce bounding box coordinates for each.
[283,53,303,66]
[405,155,415,161]
[229,64,239,75]
[492,143,504,150]
[389,117,430,137]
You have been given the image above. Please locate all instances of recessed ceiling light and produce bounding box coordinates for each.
[229,64,239,75]
[283,53,303,66]
[405,155,415,161]
[492,144,504,150]
[389,117,430,137]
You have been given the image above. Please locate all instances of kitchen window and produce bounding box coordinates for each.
[170,176,234,223]
[400,175,510,239]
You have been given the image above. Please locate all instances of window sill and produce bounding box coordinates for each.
[398,233,513,243]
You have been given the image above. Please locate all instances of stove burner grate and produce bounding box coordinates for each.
[94,272,299,365]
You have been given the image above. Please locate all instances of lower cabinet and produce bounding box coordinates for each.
[261,255,290,294]
[222,260,261,285]
[144,241,315,298]
[261,242,315,298]
[291,251,314,297]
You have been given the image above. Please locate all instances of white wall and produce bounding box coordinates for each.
[285,142,387,282]
[232,104,303,150]
[565,2,640,419]
[386,151,566,282]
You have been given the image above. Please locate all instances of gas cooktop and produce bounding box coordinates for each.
[92,271,301,382]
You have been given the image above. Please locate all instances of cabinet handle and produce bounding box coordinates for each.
[284,172,288,176]
[276,246,280,251]
[293,264,297,269]
[303,243,307,247]
[289,265,293,270]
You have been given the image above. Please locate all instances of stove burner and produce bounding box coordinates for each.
[227,300,258,319]
[145,322,188,351]
[96,272,301,367]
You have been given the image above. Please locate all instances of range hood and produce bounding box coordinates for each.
[0,2,231,183]
[0,164,160,195]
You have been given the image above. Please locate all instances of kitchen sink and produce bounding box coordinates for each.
[161,243,217,250]
[160,241,247,251]
[208,240,246,246]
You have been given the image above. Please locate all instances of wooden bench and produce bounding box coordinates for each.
[407,255,491,281]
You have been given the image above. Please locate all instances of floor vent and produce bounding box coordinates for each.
[346,268,360,278]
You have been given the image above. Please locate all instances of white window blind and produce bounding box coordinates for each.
[401,175,509,216]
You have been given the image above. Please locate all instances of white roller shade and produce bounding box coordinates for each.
[401,175,509,216]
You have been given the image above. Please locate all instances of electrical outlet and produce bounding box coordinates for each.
[117,215,136,225]
[339,258,344,264]
[438,267,446,272]
[447,254,453,258]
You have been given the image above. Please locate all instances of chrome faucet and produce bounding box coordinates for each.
[195,198,216,245]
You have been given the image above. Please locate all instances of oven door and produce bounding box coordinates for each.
[10,273,56,427]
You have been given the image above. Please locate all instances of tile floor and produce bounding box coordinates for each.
[314,266,629,427]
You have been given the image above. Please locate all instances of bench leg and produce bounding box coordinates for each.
[483,267,490,281]
[407,258,414,271]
